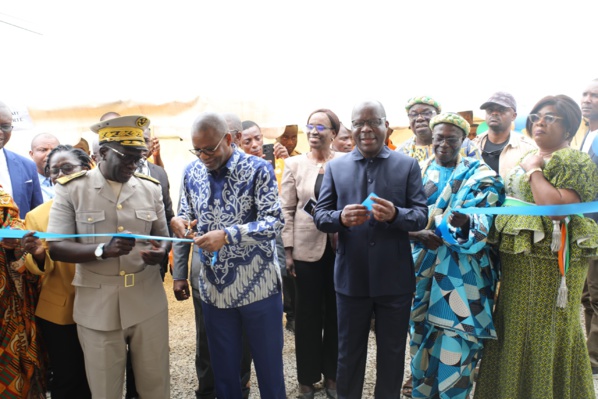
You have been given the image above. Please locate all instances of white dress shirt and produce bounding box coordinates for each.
[0,148,13,197]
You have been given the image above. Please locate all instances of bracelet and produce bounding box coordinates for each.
[223,231,230,245]
[525,167,543,181]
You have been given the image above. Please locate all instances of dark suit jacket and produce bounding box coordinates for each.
[4,148,43,218]
[313,147,428,297]
[147,162,174,232]
[146,162,174,274]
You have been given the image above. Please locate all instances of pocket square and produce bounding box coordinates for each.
[25,180,33,183]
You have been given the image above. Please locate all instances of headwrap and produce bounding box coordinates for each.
[429,113,470,137]
[405,96,442,113]
[0,186,23,228]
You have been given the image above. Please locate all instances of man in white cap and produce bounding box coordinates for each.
[47,115,171,399]
[473,91,536,178]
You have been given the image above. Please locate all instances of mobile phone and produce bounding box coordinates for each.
[302,198,317,218]
[263,143,275,167]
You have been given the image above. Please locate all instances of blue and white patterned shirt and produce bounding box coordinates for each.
[179,148,283,308]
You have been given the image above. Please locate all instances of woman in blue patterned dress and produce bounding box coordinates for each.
[474,95,598,399]
[408,113,504,399]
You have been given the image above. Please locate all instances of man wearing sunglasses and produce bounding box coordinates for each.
[473,92,536,178]
[171,112,285,399]
[47,115,171,399]
[0,101,43,217]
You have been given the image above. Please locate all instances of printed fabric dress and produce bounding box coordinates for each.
[474,148,598,399]
[410,156,504,399]
[0,187,46,398]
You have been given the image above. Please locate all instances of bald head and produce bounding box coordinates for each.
[0,101,12,150]
[223,113,243,145]
[30,133,60,174]
[91,137,100,163]
[100,111,121,122]
[351,100,389,159]
[192,112,229,138]
[191,112,233,171]
[0,101,10,114]
[351,100,386,119]
[31,133,59,150]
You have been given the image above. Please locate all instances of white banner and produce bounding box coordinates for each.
[9,104,35,131]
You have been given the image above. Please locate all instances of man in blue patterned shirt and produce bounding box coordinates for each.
[171,112,285,399]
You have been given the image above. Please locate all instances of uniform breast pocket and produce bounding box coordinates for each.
[76,211,106,244]
[135,209,158,234]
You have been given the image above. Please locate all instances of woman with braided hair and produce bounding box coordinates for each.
[19,144,93,399]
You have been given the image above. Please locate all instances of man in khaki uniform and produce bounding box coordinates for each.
[47,115,171,399]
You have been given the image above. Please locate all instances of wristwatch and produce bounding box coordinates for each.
[94,243,105,260]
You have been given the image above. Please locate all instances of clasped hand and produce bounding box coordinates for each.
[341,196,396,227]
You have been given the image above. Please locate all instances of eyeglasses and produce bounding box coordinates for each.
[189,132,227,157]
[351,118,385,129]
[0,124,13,133]
[432,136,461,145]
[407,110,436,120]
[528,113,563,125]
[105,146,144,166]
[305,124,332,133]
[48,163,82,176]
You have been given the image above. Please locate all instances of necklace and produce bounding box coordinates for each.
[309,152,334,169]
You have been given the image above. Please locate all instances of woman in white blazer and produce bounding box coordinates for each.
[281,108,345,399]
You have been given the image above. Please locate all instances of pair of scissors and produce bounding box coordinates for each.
[184,214,193,236]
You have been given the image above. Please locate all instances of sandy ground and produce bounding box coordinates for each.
[165,273,598,399]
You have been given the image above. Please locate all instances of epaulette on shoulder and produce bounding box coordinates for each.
[134,173,160,184]
[56,170,87,185]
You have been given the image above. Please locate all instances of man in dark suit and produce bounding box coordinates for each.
[314,100,428,399]
[580,78,598,377]
[0,101,43,217]
[138,127,174,276]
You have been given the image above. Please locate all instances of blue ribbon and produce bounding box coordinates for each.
[435,218,458,246]
[0,229,194,243]
[456,200,598,216]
